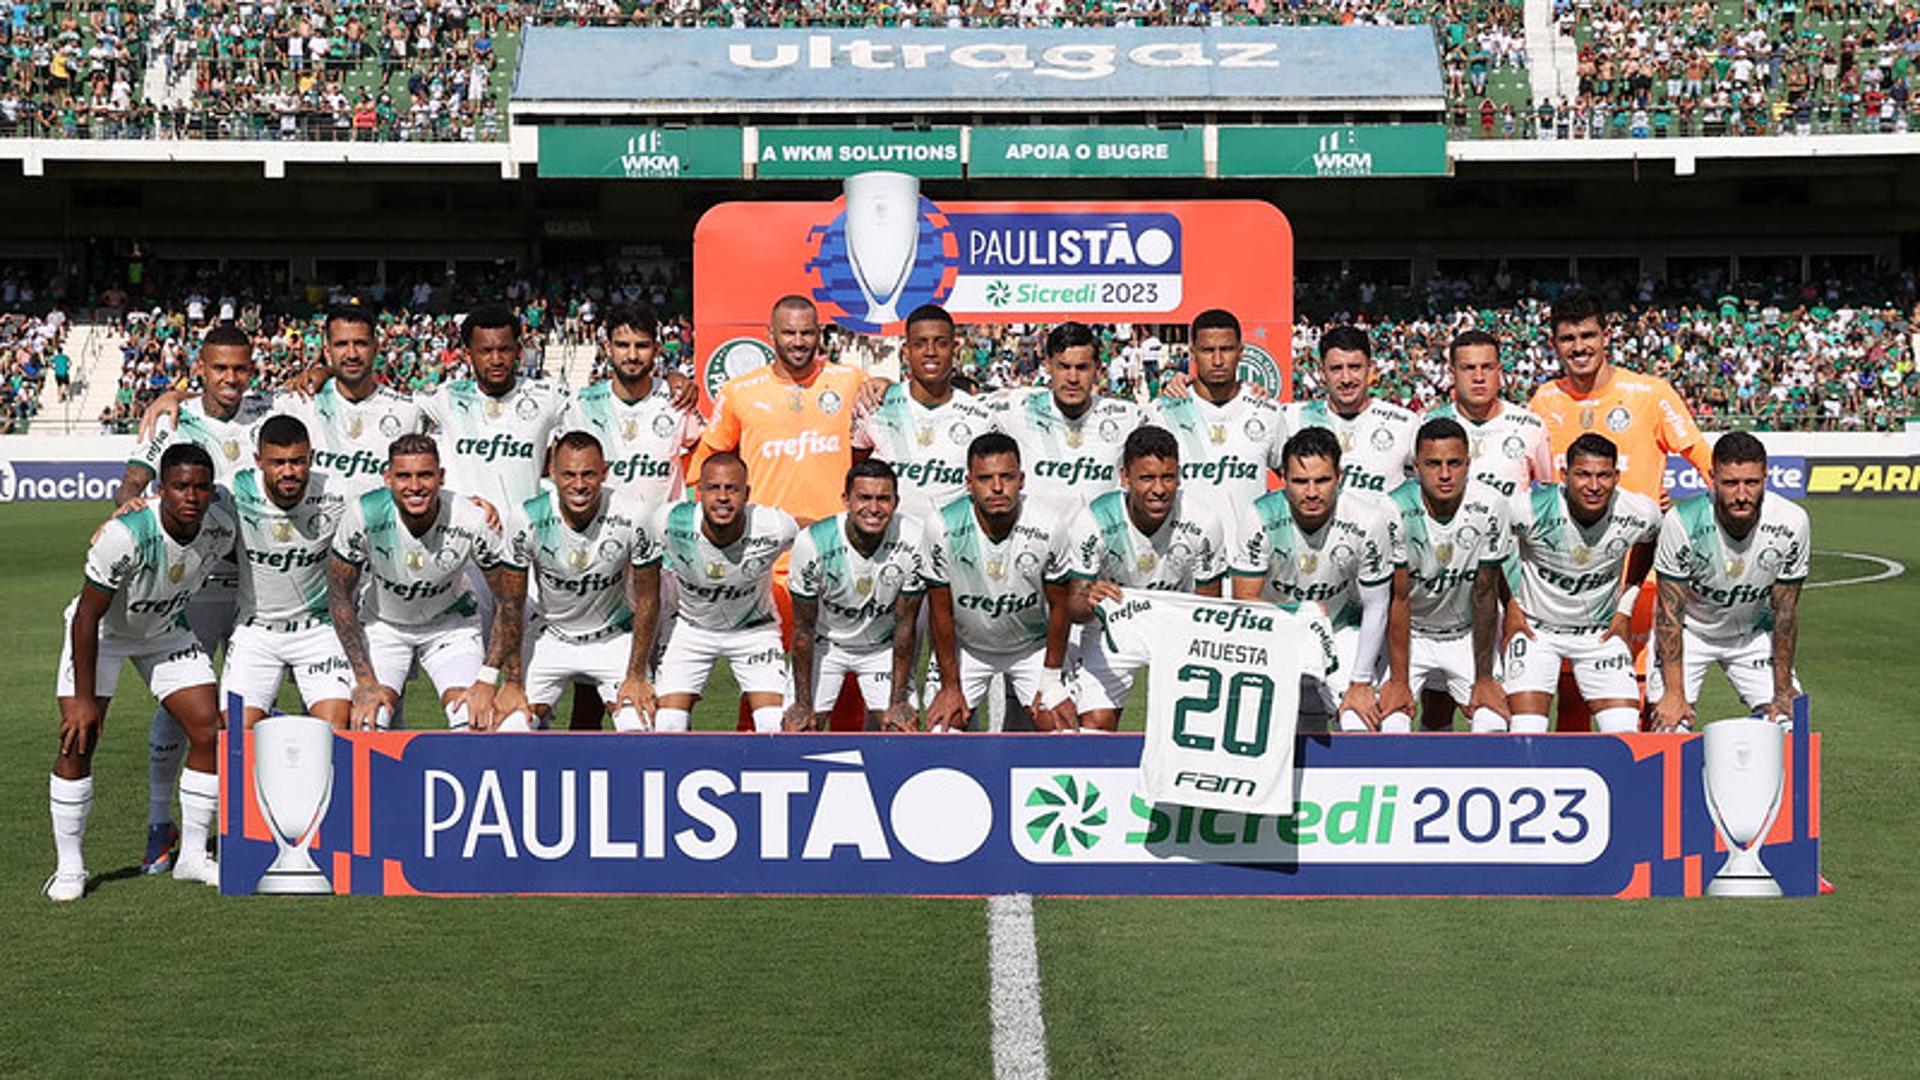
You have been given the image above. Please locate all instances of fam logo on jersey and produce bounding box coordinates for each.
[805,194,960,333]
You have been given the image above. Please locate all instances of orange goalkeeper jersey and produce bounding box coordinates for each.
[691,360,865,526]
[1529,367,1712,500]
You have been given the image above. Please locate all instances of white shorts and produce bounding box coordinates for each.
[57,602,215,702]
[1646,626,1799,711]
[1409,632,1476,705]
[930,640,1048,716]
[365,615,486,699]
[655,622,786,700]
[1503,627,1638,702]
[1074,631,1139,715]
[222,621,353,710]
[524,629,628,709]
[793,640,894,715]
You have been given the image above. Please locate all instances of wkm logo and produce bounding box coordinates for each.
[1311,129,1374,177]
[618,130,684,179]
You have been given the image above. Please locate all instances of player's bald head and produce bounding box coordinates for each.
[770,295,817,322]
[700,451,748,483]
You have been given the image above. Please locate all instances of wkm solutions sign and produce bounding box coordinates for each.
[539,126,743,179]
[1218,124,1448,177]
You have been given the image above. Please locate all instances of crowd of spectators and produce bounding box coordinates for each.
[0,305,68,432]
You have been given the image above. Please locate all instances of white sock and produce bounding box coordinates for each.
[178,768,219,865]
[50,774,92,876]
[1379,711,1413,734]
[1594,707,1641,734]
[655,707,690,733]
[1470,708,1509,733]
[1337,709,1370,732]
[444,701,470,730]
[751,706,782,733]
[612,704,647,732]
[148,708,184,826]
[1510,712,1550,734]
[496,710,531,733]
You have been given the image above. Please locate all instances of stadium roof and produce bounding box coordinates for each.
[511,26,1446,117]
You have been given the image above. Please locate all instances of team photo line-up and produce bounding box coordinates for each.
[43,292,1809,901]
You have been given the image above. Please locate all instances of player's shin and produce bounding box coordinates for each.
[148,707,184,828]
[50,773,93,876]
[175,767,220,881]
[654,707,691,732]
[1593,707,1641,734]
[1510,713,1551,733]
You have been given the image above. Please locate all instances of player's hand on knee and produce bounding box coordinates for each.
[1650,691,1693,733]
[465,682,496,732]
[492,681,530,731]
[58,700,103,757]
[781,701,816,733]
[881,702,920,733]
[349,681,385,732]
[1467,677,1510,719]
[616,676,657,729]
[1377,678,1415,722]
[1339,683,1383,731]
[926,686,967,733]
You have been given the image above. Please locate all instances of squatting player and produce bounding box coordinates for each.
[638,452,798,734]
[1286,325,1418,500]
[1056,426,1229,732]
[990,321,1143,510]
[1650,432,1810,732]
[1232,427,1396,731]
[852,304,996,521]
[327,434,525,732]
[786,460,926,732]
[922,433,1076,733]
[48,444,238,901]
[1380,418,1513,733]
[1504,433,1661,734]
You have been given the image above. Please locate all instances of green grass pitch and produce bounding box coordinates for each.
[1,499,1915,1076]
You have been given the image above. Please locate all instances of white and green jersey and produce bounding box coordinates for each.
[1232,489,1395,628]
[1387,479,1513,638]
[81,501,238,642]
[989,388,1143,508]
[643,502,797,632]
[331,490,514,627]
[130,394,278,487]
[557,378,703,504]
[278,380,426,498]
[1065,490,1229,592]
[508,487,653,643]
[1285,399,1418,498]
[1510,485,1661,632]
[923,494,1074,651]
[1149,392,1287,510]
[1423,400,1554,503]
[789,512,927,649]
[1655,494,1810,639]
[229,467,347,628]
[419,377,571,511]
[853,383,997,519]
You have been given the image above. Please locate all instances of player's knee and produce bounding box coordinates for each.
[1593,707,1640,734]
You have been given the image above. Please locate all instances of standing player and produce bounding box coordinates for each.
[1504,433,1661,734]
[1231,428,1396,731]
[418,303,572,520]
[1649,432,1809,732]
[1422,330,1554,506]
[497,431,656,731]
[1286,325,1418,500]
[221,416,351,728]
[853,304,997,522]
[638,453,799,734]
[922,433,1077,733]
[1056,426,1229,732]
[990,322,1144,510]
[558,302,705,505]
[115,324,270,875]
[1378,419,1513,734]
[327,434,525,732]
[47,444,238,901]
[281,305,429,497]
[786,460,926,732]
[1149,309,1288,545]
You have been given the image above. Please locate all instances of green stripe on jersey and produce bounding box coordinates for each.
[1089,489,1133,568]
[666,502,700,570]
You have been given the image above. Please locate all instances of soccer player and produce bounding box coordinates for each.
[1231,427,1396,731]
[1649,432,1809,732]
[1057,425,1229,732]
[327,434,525,732]
[419,302,572,515]
[115,324,270,875]
[47,444,239,901]
[496,431,656,731]
[786,460,926,732]
[1504,433,1661,734]
[221,415,351,728]
[922,433,1077,733]
[557,302,705,505]
[852,304,997,521]
[989,321,1144,510]
[1285,325,1418,499]
[1423,330,1554,506]
[639,453,798,733]
[1379,419,1513,733]
[1149,308,1289,545]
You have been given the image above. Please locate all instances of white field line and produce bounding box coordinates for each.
[1806,550,1906,590]
[987,893,1049,1080]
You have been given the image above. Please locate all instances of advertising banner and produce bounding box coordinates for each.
[756,127,963,179]
[1217,124,1450,177]
[538,126,744,179]
[0,435,137,502]
[969,127,1204,178]
[220,697,1822,898]
[1803,457,1920,496]
[1664,454,1808,500]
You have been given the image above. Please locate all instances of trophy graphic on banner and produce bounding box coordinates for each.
[252,715,336,895]
[1702,717,1786,898]
[843,171,922,326]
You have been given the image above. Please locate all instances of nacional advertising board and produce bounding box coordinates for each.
[219,697,1823,898]
[693,183,1293,409]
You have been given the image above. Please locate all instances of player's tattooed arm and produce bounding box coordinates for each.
[1650,576,1695,733]
[112,463,154,507]
[615,563,662,728]
[470,566,528,732]
[886,592,923,732]
[1767,581,1803,725]
[328,554,392,731]
[784,595,821,732]
[1468,564,1510,721]
[924,585,968,733]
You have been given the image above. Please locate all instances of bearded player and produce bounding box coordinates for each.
[1649,432,1810,732]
